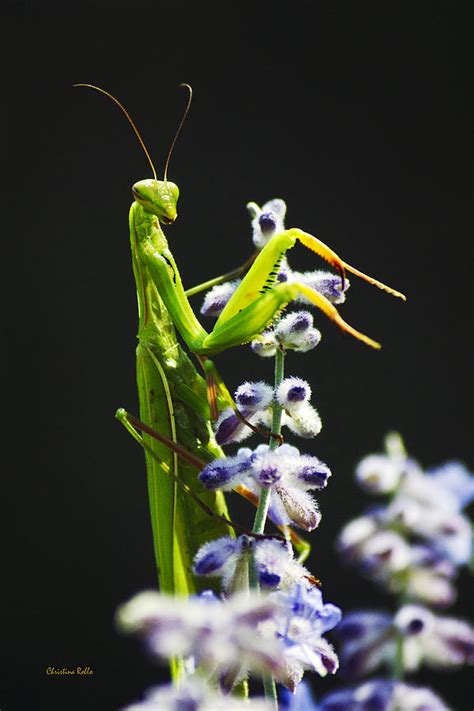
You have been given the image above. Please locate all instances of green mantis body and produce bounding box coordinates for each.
[77,83,405,601]
[129,198,233,597]
[128,177,405,597]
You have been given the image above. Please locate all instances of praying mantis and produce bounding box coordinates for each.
[76,83,405,600]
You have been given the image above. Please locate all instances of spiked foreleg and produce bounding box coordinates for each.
[291,228,406,301]
[214,228,405,336]
[215,231,297,324]
[201,281,381,353]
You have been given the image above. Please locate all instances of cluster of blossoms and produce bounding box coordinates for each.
[193,536,311,592]
[117,199,472,710]
[199,441,330,531]
[215,377,322,445]
[335,604,474,677]
[327,434,474,710]
[117,583,342,699]
[201,199,349,341]
[118,199,348,709]
[338,433,474,606]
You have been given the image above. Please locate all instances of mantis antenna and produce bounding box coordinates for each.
[163,83,193,182]
[73,83,158,180]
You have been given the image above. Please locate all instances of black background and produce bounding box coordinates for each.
[3,1,472,709]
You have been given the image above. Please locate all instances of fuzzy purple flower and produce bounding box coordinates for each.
[276,377,322,438]
[214,381,274,445]
[193,535,311,592]
[198,447,253,490]
[383,494,472,566]
[268,583,342,690]
[200,279,241,318]
[252,311,322,357]
[247,198,287,249]
[199,443,330,531]
[337,514,460,605]
[335,605,474,679]
[292,269,350,305]
[116,590,286,688]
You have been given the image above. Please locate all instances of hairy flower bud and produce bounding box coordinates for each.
[200,280,240,318]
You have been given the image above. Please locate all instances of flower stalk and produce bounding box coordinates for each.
[250,346,285,708]
[252,347,286,537]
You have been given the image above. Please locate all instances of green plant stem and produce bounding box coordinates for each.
[250,347,285,540]
[270,346,285,450]
[251,346,285,538]
[263,674,278,706]
[392,590,408,681]
[393,632,404,680]
[249,346,285,709]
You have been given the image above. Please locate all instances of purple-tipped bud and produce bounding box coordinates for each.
[258,465,280,487]
[214,411,245,445]
[407,618,425,634]
[254,539,309,591]
[277,270,288,282]
[250,334,278,358]
[259,212,277,234]
[252,452,283,487]
[235,381,274,409]
[200,280,240,318]
[199,462,237,489]
[287,386,306,402]
[394,605,432,636]
[286,312,313,332]
[215,382,274,445]
[193,537,239,575]
[248,198,287,249]
[259,570,281,587]
[277,377,311,408]
[273,312,321,352]
[301,329,322,350]
[298,270,350,304]
[296,455,332,489]
[199,450,251,490]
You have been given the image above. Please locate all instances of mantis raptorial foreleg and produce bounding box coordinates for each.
[139,221,404,357]
[204,279,381,351]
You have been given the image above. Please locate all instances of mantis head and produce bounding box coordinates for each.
[74,83,192,226]
[132,179,179,224]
